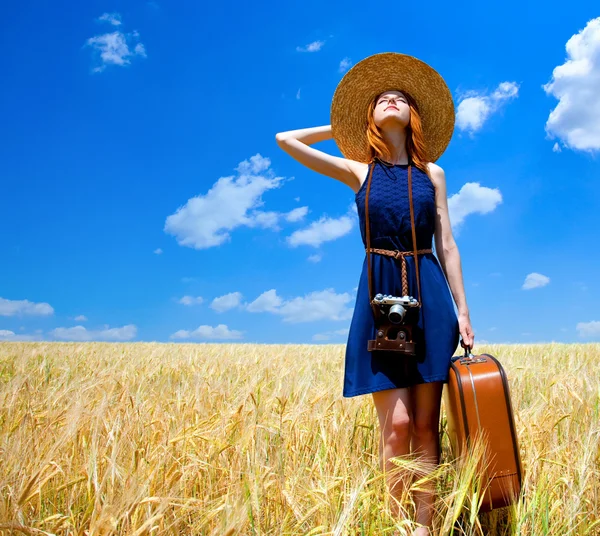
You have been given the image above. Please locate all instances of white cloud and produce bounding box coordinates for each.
[296,88,301,100]
[252,211,280,228]
[456,98,489,133]
[154,248,163,255]
[447,182,503,233]
[0,297,54,317]
[278,289,354,323]
[576,320,600,338]
[246,289,283,313]
[164,154,302,249]
[170,324,243,340]
[211,292,243,313]
[312,328,350,341]
[492,83,519,99]
[50,324,137,341]
[339,57,352,73]
[287,215,354,247]
[552,143,562,153]
[86,14,146,73]
[133,43,146,56]
[246,288,353,323]
[0,330,41,342]
[312,333,330,341]
[98,12,122,26]
[308,254,322,263]
[74,315,88,322]
[456,81,519,134]
[543,17,600,153]
[285,206,309,222]
[296,40,325,52]
[178,295,204,306]
[235,153,271,174]
[522,273,550,290]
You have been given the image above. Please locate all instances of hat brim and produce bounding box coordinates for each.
[330,52,455,163]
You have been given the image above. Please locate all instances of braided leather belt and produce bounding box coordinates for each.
[365,247,432,302]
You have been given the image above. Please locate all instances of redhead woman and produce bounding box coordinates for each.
[276,53,474,535]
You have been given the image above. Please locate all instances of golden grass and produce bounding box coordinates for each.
[0,342,598,535]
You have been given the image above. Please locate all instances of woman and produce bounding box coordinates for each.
[276,53,474,535]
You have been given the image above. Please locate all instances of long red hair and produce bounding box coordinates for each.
[366,91,431,178]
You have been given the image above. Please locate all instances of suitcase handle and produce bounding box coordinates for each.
[463,345,475,358]
[451,345,476,363]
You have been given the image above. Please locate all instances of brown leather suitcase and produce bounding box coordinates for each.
[443,348,523,512]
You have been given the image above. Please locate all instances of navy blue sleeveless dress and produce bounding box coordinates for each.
[343,160,460,397]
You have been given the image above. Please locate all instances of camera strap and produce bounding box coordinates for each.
[365,159,427,316]
[408,163,423,306]
[365,162,378,318]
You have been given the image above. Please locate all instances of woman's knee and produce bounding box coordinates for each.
[382,413,412,450]
[372,388,412,452]
[411,416,438,443]
[409,382,443,444]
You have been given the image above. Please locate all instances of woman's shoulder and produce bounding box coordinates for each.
[424,161,445,191]
[425,161,444,175]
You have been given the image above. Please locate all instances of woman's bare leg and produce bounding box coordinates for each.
[409,381,444,535]
[371,387,412,518]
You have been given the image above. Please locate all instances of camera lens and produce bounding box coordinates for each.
[389,304,406,324]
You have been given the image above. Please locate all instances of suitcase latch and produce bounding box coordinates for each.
[459,357,488,365]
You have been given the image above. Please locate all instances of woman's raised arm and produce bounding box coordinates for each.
[275,125,366,193]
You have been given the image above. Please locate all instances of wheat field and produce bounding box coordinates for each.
[0,342,598,535]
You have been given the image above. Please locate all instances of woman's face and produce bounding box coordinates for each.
[372,90,410,129]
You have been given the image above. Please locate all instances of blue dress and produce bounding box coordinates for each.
[343,160,460,398]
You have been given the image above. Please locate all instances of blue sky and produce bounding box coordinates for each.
[1,2,599,344]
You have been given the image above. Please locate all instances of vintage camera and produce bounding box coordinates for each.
[368,293,420,355]
[373,293,419,324]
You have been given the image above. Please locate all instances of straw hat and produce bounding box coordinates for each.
[330,52,455,163]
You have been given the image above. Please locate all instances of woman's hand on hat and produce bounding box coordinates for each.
[275,125,332,145]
